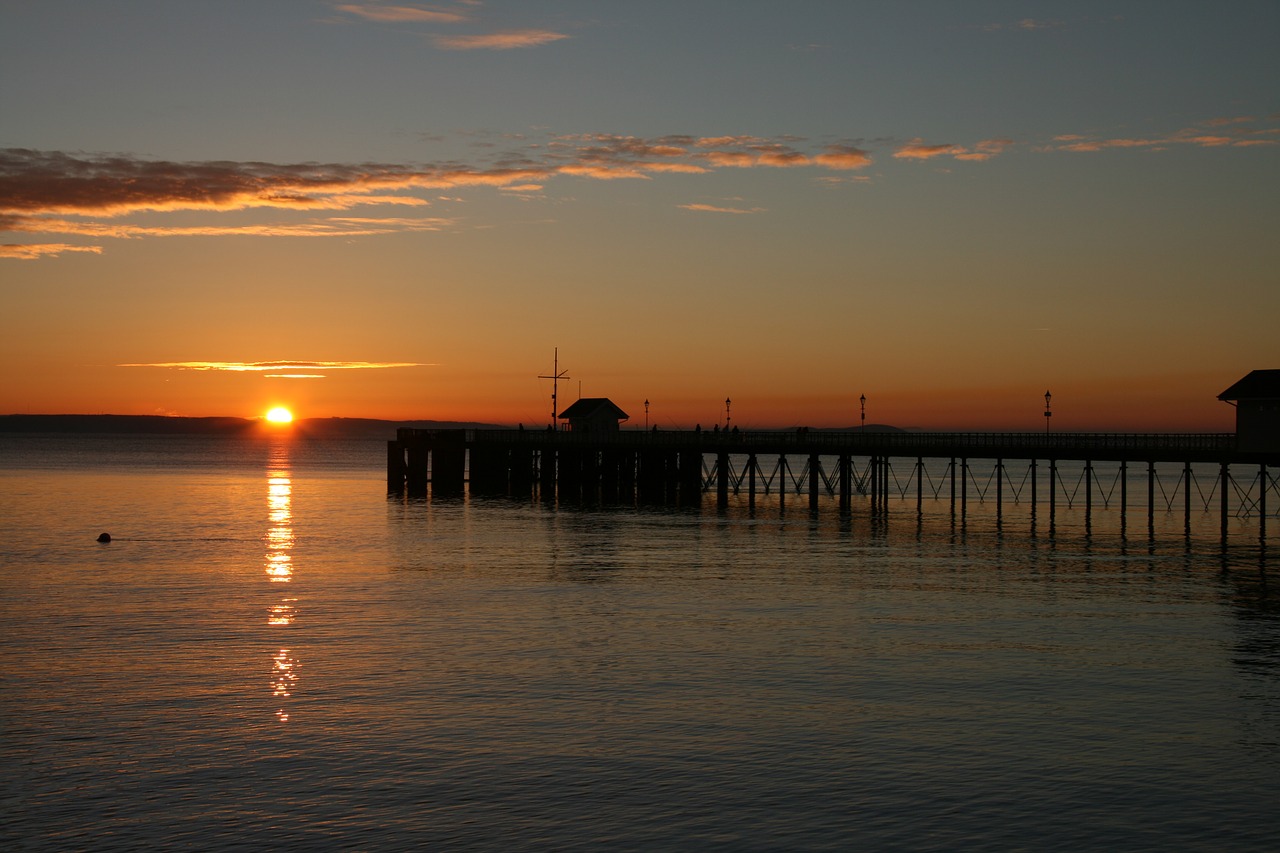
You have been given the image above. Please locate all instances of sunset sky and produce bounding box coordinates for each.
[3,1,1277,430]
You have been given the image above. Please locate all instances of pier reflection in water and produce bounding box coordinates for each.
[265,439,298,723]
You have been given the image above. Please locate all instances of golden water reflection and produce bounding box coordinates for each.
[265,441,298,723]
[266,472,293,583]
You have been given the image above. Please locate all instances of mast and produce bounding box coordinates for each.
[537,348,571,431]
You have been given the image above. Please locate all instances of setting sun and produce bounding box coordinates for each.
[265,407,293,424]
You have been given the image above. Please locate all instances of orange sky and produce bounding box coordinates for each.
[2,3,1276,431]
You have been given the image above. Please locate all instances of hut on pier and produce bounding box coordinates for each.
[558,398,629,434]
[1218,369,1280,453]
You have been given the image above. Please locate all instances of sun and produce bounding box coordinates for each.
[265,407,294,424]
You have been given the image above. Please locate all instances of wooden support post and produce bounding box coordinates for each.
[678,450,703,507]
[809,453,821,511]
[619,449,637,500]
[748,453,758,508]
[1184,460,1193,538]
[838,454,850,511]
[539,447,557,500]
[432,435,466,496]
[1259,464,1267,552]
[1030,459,1038,526]
[882,457,890,518]
[406,443,429,496]
[949,457,956,519]
[1120,460,1128,535]
[1085,459,1093,532]
[916,457,923,517]
[1049,459,1057,532]
[1220,462,1230,550]
[469,445,510,496]
[387,440,406,493]
[1148,461,1156,538]
[510,446,534,497]
[961,458,968,521]
[717,451,729,508]
[996,458,1003,526]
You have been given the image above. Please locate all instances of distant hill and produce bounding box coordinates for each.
[0,414,506,438]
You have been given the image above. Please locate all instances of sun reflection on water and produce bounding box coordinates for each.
[265,439,299,723]
[266,474,293,583]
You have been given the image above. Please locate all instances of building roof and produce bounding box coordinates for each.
[1218,369,1280,401]
[558,397,630,420]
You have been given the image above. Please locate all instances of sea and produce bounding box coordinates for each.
[2,432,1278,851]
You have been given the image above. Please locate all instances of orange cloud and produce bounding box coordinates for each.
[433,29,568,50]
[893,139,966,160]
[1051,119,1279,153]
[6,216,453,240]
[679,203,765,215]
[0,242,103,260]
[954,138,1014,161]
[5,116,1269,260]
[814,145,872,169]
[120,361,429,373]
[702,151,756,168]
[335,4,468,23]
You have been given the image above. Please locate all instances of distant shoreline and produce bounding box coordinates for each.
[0,414,505,440]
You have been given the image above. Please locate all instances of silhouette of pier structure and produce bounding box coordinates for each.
[389,428,1277,550]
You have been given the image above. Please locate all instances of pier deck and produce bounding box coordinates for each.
[389,428,1277,550]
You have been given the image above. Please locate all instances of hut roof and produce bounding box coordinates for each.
[1217,370,1280,401]
[558,398,630,421]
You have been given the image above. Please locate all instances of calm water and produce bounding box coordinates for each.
[2,433,1278,851]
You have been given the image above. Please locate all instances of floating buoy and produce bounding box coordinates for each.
[97,532,111,543]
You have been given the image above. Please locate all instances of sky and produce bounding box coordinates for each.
[2,1,1278,431]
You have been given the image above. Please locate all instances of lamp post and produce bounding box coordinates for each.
[644,399,649,431]
[860,394,866,431]
[1044,390,1052,435]
[725,397,732,430]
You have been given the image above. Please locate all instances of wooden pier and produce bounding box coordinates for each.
[389,428,1277,548]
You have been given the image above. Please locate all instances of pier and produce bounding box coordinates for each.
[389,428,1278,550]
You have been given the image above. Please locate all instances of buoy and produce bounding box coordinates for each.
[97,532,111,543]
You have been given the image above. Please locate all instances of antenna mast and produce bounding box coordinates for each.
[537,348,571,431]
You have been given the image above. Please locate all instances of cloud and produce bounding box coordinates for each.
[433,29,569,50]
[816,175,872,188]
[1049,120,1278,153]
[335,4,468,23]
[814,145,872,169]
[1203,116,1254,127]
[5,115,1271,260]
[893,140,967,160]
[954,138,1015,161]
[119,361,430,375]
[894,138,1015,162]
[679,203,765,215]
[8,215,454,240]
[1,242,103,260]
[0,149,560,220]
